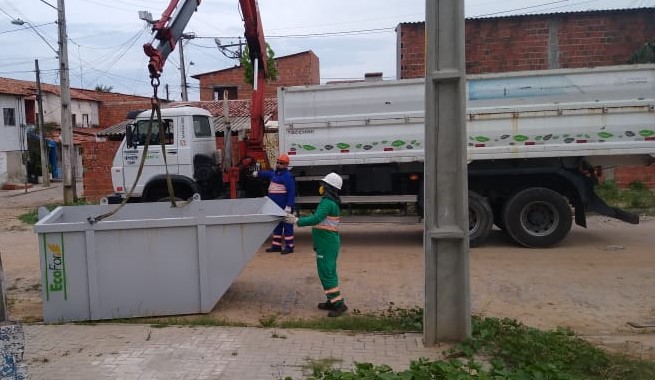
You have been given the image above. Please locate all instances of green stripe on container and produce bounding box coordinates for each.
[43,234,49,301]
[60,233,67,300]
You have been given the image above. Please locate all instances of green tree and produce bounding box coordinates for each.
[628,40,655,64]
[95,84,113,92]
[239,43,279,86]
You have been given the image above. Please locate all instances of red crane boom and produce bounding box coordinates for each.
[143,0,271,198]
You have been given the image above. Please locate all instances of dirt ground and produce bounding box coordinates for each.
[1,184,654,358]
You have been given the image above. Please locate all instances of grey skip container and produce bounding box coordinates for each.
[33,198,285,323]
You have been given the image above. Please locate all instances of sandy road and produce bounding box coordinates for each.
[1,183,654,358]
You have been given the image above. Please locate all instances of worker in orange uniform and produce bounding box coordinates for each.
[285,172,347,317]
[253,154,296,254]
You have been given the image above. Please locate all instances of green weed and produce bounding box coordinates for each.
[105,315,248,328]
[279,304,423,332]
[308,316,655,380]
[596,180,655,211]
[18,199,88,225]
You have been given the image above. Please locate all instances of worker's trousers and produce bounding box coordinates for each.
[271,221,294,249]
[312,229,344,306]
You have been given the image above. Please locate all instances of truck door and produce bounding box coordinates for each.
[122,118,179,195]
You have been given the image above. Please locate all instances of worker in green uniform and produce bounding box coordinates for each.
[285,172,347,317]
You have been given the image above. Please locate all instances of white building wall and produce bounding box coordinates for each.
[41,93,99,127]
[0,151,7,184]
[0,94,25,152]
[71,100,99,127]
[41,93,61,125]
[0,94,27,185]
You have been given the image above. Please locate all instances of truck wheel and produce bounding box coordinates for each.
[502,188,572,248]
[469,191,493,247]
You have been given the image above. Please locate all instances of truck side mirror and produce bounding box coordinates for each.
[125,124,136,149]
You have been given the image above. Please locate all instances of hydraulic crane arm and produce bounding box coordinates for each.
[239,0,267,147]
[143,0,267,145]
[143,0,201,79]
[143,0,271,198]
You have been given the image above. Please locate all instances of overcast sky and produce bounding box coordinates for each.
[0,0,653,101]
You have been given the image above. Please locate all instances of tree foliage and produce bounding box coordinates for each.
[95,84,113,92]
[239,43,279,86]
[628,40,655,64]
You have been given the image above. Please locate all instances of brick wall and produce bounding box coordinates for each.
[82,140,121,202]
[397,8,655,78]
[99,101,153,128]
[396,23,425,79]
[195,51,320,101]
[397,8,655,188]
[75,89,157,128]
[613,166,655,188]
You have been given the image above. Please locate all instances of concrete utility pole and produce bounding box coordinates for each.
[179,39,189,101]
[34,59,50,187]
[423,0,471,344]
[57,0,76,203]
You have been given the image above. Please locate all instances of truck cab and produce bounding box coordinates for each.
[109,106,222,202]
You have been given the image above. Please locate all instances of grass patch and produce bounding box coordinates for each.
[103,315,249,328]
[308,316,655,379]
[95,303,423,332]
[279,305,422,332]
[302,357,343,378]
[596,180,655,212]
[18,199,88,225]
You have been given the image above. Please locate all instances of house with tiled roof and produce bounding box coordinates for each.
[0,77,102,185]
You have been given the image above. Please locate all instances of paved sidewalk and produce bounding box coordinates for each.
[24,324,447,380]
[0,181,84,208]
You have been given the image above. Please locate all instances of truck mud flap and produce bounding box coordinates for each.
[588,192,639,225]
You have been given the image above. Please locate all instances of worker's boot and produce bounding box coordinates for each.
[317,301,334,310]
[281,247,294,255]
[265,246,282,253]
[327,303,348,317]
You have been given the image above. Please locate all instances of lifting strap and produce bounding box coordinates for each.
[88,79,191,224]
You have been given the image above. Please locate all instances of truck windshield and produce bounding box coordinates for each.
[133,119,174,146]
[193,115,212,137]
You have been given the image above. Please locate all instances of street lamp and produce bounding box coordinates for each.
[10,18,57,187]
[11,2,75,202]
[10,19,58,57]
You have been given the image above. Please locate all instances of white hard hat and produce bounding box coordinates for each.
[321,172,343,190]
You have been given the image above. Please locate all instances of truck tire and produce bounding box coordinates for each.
[469,191,493,247]
[502,187,572,248]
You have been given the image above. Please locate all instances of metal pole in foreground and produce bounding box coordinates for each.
[57,0,76,203]
[423,0,470,344]
[35,59,50,187]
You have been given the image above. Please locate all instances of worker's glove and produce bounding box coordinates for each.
[284,206,292,213]
[251,170,258,178]
[284,213,298,224]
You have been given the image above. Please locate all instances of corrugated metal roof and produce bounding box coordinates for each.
[467,6,654,20]
[97,120,133,137]
[394,6,654,22]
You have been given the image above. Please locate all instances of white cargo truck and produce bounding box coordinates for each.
[278,64,655,247]
[109,64,655,247]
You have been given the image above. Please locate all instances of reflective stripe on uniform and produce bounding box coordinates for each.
[268,182,287,194]
[329,295,343,303]
[314,216,340,232]
[324,287,340,295]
